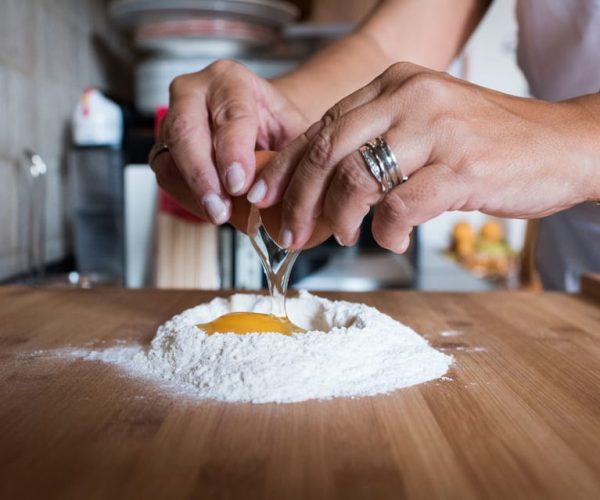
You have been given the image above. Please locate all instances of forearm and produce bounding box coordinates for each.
[566,93,600,201]
[273,0,490,121]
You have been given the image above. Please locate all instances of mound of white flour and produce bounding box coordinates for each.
[75,292,452,404]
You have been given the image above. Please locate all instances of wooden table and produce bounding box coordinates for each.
[0,285,599,500]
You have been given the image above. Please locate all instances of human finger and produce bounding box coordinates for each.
[246,77,385,209]
[278,93,414,249]
[165,73,231,224]
[207,61,260,195]
[150,150,206,219]
[372,163,468,253]
[322,123,432,245]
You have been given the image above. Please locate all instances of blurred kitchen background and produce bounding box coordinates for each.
[0,0,532,292]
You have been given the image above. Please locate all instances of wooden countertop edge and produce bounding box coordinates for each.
[0,284,591,297]
[581,273,600,302]
[1,283,598,306]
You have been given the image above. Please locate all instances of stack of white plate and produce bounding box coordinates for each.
[136,56,297,115]
[110,0,300,114]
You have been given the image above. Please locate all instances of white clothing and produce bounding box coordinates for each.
[516,0,600,291]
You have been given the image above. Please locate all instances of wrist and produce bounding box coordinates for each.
[271,32,395,123]
[270,75,307,116]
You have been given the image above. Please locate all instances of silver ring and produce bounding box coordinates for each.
[369,138,396,191]
[148,143,170,165]
[372,137,404,185]
[359,144,385,188]
[359,136,407,193]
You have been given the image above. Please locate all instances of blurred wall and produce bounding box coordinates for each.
[0,0,132,280]
[308,0,378,22]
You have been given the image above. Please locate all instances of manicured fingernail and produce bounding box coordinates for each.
[334,234,345,246]
[225,162,245,194]
[247,179,267,204]
[393,236,410,254]
[279,228,293,249]
[203,193,229,225]
[349,226,361,246]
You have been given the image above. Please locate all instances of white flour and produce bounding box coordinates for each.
[70,291,452,404]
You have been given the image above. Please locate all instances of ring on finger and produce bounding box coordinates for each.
[359,136,408,193]
[148,143,170,166]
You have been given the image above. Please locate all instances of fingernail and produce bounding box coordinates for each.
[279,228,293,249]
[203,193,229,225]
[225,162,245,194]
[393,236,410,254]
[334,234,345,247]
[349,226,361,246]
[401,236,410,252]
[247,179,267,204]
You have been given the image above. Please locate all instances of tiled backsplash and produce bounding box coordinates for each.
[0,0,132,280]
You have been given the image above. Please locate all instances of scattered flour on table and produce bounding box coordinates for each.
[64,291,452,404]
[440,330,462,337]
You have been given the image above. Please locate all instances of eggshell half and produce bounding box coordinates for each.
[229,151,331,249]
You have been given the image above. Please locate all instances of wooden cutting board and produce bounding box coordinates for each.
[0,285,599,500]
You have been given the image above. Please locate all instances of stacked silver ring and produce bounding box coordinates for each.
[359,136,408,193]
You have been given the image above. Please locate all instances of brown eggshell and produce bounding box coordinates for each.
[229,151,331,249]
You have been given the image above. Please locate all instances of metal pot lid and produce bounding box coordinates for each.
[110,0,300,28]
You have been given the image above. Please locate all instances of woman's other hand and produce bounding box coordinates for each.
[150,60,309,224]
[249,62,600,251]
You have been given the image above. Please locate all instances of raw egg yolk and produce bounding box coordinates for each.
[196,312,304,336]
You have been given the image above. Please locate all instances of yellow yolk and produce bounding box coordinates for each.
[196,312,304,336]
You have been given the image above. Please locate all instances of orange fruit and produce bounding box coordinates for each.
[452,221,475,243]
[480,220,504,243]
[229,151,331,249]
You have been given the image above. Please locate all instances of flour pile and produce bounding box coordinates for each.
[74,292,452,403]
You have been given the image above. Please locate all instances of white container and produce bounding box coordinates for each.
[135,56,297,114]
[72,88,124,147]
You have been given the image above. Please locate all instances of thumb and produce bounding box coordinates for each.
[372,163,468,253]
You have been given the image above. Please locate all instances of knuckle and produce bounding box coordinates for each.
[188,167,209,190]
[307,126,334,168]
[208,59,240,74]
[164,112,195,146]
[212,99,253,127]
[459,158,483,183]
[168,73,193,98]
[430,108,456,132]
[403,72,447,102]
[320,106,340,128]
[336,159,368,195]
[303,106,339,147]
[369,74,383,95]
[379,193,409,224]
[384,61,416,80]
[344,153,381,193]
[280,194,303,224]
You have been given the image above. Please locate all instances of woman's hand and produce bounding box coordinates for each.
[150,60,310,224]
[248,62,600,251]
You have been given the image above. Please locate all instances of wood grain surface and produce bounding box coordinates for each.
[0,286,599,500]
